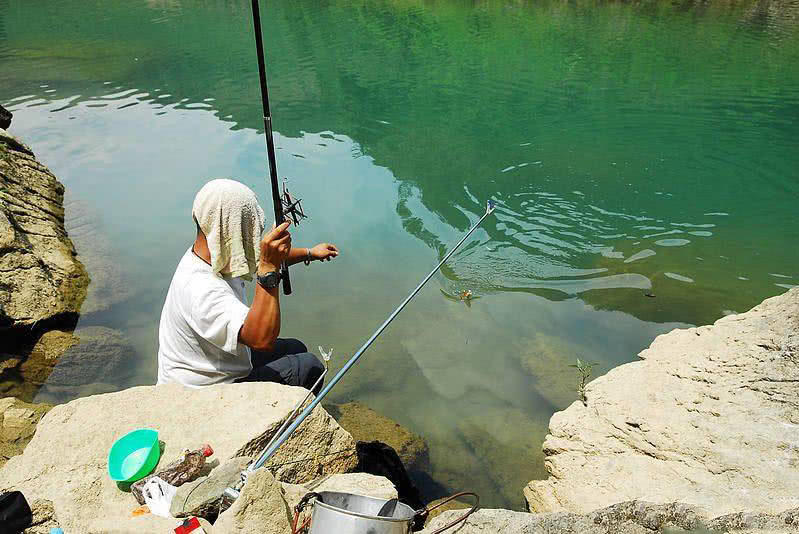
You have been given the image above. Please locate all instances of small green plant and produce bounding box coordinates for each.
[570,358,598,406]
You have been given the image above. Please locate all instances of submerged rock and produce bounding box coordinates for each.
[521,332,594,409]
[64,196,134,317]
[0,382,357,533]
[421,501,799,534]
[455,407,547,509]
[325,401,430,472]
[33,326,134,403]
[0,129,88,331]
[0,329,79,401]
[525,288,799,516]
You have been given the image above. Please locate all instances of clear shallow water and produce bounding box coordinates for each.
[2,0,798,509]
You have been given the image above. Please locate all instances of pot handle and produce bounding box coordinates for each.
[291,492,323,534]
[414,491,479,533]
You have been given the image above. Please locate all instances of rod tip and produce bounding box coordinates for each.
[487,200,496,214]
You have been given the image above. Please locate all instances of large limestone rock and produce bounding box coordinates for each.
[525,288,799,516]
[421,501,799,534]
[212,468,293,534]
[0,382,357,533]
[0,129,88,330]
[0,397,52,468]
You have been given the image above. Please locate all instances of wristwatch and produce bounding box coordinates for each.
[257,270,281,290]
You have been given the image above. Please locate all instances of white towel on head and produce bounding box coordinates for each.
[192,179,266,281]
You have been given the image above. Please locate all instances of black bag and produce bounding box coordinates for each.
[0,491,32,533]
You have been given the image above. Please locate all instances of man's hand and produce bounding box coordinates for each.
[310,243,339,262]
[259,221,291,273]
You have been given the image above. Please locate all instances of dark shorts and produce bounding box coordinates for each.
[236,338,325,395]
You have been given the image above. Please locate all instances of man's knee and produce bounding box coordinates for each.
[296,353,324,393]
[279,338,308,355]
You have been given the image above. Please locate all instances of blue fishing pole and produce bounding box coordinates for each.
[224,200,496,500]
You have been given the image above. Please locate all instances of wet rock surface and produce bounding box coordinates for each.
[0,129,88,331]
[421,501,799,534]
[525,288,799,516]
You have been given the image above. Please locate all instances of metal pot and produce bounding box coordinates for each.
[307,491,417,534]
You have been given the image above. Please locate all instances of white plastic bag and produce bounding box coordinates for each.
[141,476,177,518]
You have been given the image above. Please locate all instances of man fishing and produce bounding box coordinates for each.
[156,178,338,392]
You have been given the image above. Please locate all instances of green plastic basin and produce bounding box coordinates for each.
[107,428,160,482]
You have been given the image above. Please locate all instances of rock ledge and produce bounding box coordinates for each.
[525,288,799,516]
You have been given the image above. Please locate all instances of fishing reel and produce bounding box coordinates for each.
[281,179,308,226]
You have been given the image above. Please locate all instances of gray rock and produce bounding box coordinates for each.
[213,468,293,534]
[0,382,357,533]
[0,129,88,330]
[171,456,250,518]
[421,501,799,534]
[525,288,799,516]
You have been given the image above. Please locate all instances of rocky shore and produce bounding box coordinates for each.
[0,126,91,402]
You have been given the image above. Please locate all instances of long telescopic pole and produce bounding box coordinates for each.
[250,0,292,295]
[248,200,496,472]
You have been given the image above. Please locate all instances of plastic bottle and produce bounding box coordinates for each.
[131,444,213,505]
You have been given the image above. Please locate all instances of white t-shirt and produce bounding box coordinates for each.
[157,248,252,386]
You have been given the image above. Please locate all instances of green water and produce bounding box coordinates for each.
[2,0,798,509]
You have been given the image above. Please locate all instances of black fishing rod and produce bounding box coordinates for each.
[249,0,292,295]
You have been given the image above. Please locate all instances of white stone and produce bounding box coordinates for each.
[0,382,357,533]
[525,288,799,516]
[212,468,292,534]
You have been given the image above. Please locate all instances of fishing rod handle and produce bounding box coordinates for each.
[282,262,292,295]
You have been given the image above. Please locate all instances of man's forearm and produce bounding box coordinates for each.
[238,272,281,352]
[286,247,311,266]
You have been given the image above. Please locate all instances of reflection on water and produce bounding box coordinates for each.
[2,0,798,509]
